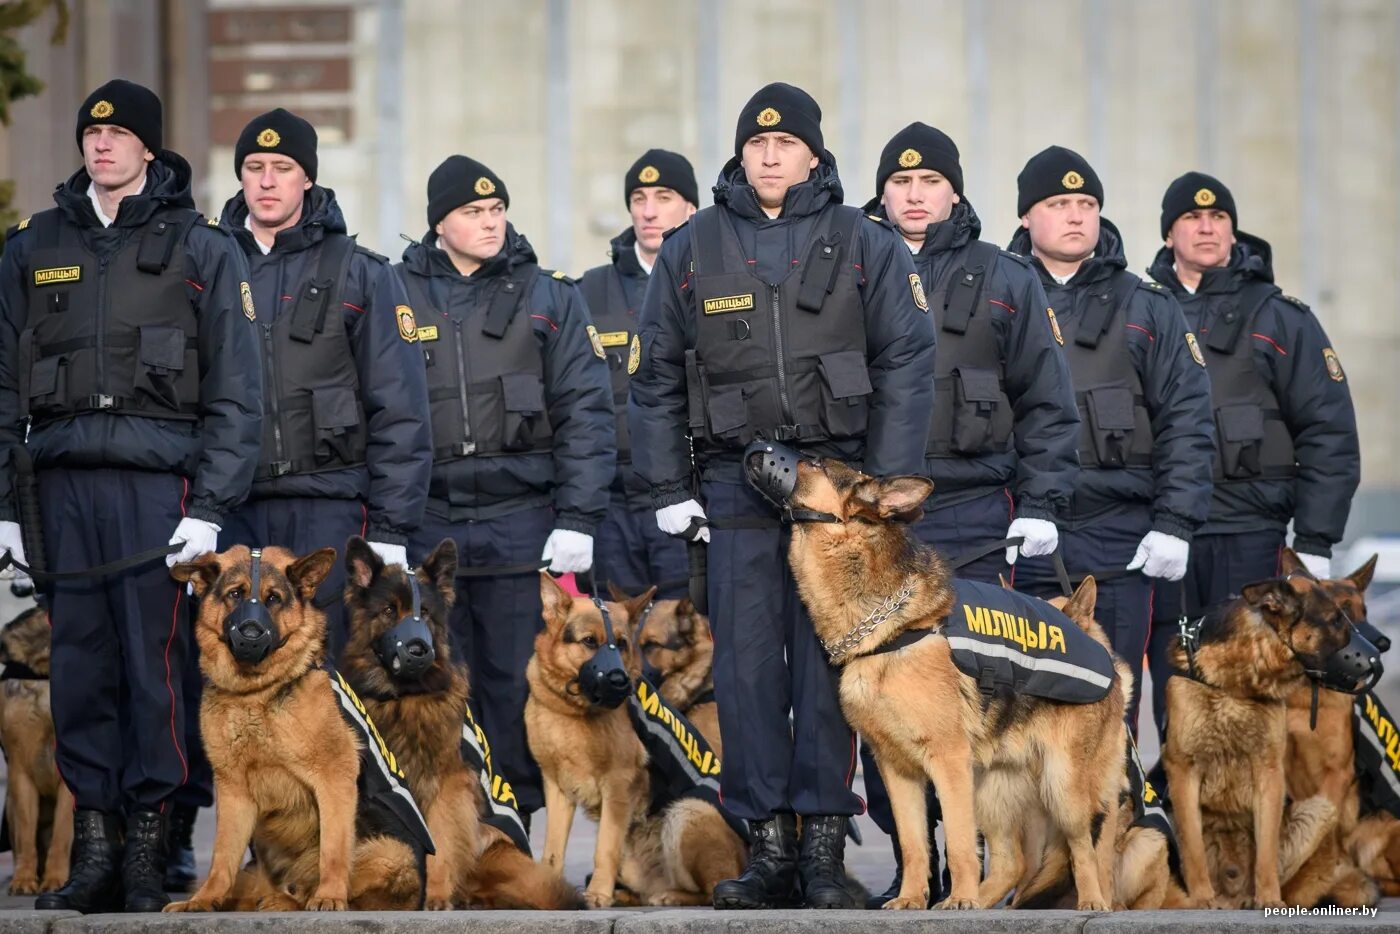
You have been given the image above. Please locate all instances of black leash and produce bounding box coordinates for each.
[0,544,181,583]
[455,560,550,579]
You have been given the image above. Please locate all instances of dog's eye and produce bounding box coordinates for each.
[226,588,244,602]
[264,592,282,608]
[580,634,599,649]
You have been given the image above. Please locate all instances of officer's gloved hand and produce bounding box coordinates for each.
[167,517,220,567]
[1126,531,1189,581]
[1297,552,1331,580]
[367,541,408,568]
[542,529,593,575]
[656,500,710,543]
[0,520,32,590]
[1005,517,1058,564]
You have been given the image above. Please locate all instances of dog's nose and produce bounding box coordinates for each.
[238,621,267,639]
[406,640,429,659]
[606,670,629,689]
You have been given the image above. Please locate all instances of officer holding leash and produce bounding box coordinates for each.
[629,82,935,910]
[0,80,261,913]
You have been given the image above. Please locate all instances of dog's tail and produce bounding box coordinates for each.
[1280,794,1338,883]
[463,833,583,910]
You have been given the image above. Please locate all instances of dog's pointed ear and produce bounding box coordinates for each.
[624,586,658,630]
[288,547,338,600]
[422,538,458,595]
[539,572,571,633]
[1348,554,1379,594]
[1279,547,1311,579]
[607,580,632,604]
[675,597,695,635]
[171,551,222,598]
[344,537,383,591]
[1064,575,1098,619]
[1241,579,1300,626]
[852,476,935,522]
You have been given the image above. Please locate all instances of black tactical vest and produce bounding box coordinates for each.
[579,265,634,463]
[256,233,365,481]
[685,205,869,449]
[19,208,201,424]
[1197,282,1295,481]
[400,262,553,462]
[1058,272,1153,469]
[925,240,1013,458]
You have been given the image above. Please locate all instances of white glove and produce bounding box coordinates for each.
[1297,552,1331,579]
[166,517,220,568]
[656,500,710,543]
[1126,531,1190,582]
[542,529,594,574]
[1005,517,1058,564]
[0,520,31,589]
[368,541,408,568]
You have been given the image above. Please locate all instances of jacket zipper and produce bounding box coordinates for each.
[452,319,473,450]
[96,257,109,396]
[261,323,286,466]
[770,284,793,425]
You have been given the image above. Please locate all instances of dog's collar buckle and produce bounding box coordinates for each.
[1178,614,1203,681]
[822,583,915,663]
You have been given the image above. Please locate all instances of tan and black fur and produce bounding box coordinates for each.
[340,537,579,910]
[627,591,720,755]
[0,606,71,895]
[780,458,1126,911]
[526,573,746,908]
[166,546,423,912]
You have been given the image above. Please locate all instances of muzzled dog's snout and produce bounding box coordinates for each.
[1316,627,1384,694]
[224,548,279,664]
[375,571,436,679]
[575,599,632,709]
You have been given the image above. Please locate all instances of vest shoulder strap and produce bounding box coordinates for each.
[288,233,356,344]
[794,205,863,314]
[941,240,1002,335]
[689,207,723,280]
[481,262,537,339]
[1204,280,1278,354]
[1074,270,1139,349]
[134,209,200,275]
[25,209,66,250]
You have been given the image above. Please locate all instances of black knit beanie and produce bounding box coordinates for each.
[234,108,319,181]
[874,122,963,198]
[624,149,698,207]
[75,79,162,153]
[427,156,509,228]
[734,82,823,158]
[1016,145,1103,216]
[1160,171,1237,239]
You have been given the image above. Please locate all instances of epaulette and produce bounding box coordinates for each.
[1279,293,1310,311]
[864,213,896,231]
[661,219,691,242]
[3,216,29,241]
[542,268,576,285]
[353,243,389,264]
[1138,279,1165,291]
[206,214,221,227]
[996,248,1031,267]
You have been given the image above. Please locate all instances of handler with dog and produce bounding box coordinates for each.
[629,81,936,909]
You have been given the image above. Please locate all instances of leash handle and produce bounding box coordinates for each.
[0,542,182,583]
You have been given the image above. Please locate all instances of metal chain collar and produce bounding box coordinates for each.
[822,583,915,662]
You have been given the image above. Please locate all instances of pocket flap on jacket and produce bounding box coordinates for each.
[139,326,187,371]
[28,356,60,397]
[311,385,361,430]
[818,351,873,400]
[706,385,747,435]
[501,373,546,414]
[1086,386,1136,431]
[1216,403,1266,442]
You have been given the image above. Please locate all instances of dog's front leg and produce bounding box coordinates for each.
[306,771,357,910]
[541,773,576,872]
[882,765,932,909]
[41,783,74,892]
[1163,757,1218,908]
[584,774,633,908]
[165,780,258,912]
[925,750,981,909]
[1250,760,1286,909]
[6,768,42,894]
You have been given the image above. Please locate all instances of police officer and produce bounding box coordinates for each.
[395,156,614,817]
[1006,147,1214,730]
[860,123,1080,906]
[217,108,432,658]
[1144,172,1360,739]
[629,82,936,909]
[581,150,697,599]
[0,79,261,913]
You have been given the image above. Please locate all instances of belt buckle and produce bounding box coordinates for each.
[772,425,799,442]
[88,394,116,410]
[452,442,477,457]
[268,461,293,478]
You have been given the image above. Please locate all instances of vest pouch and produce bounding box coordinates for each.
[816,350,872,440]
[1215,403,1266,479]
[704,384,748,443]
[134,326,187,412]
[950,366,1011,455]
[501,372,550,452]
[1084,386,1137,468]
[25,354,65,415]
[311,385,364,466]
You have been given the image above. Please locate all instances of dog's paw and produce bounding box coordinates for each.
[304,895,347,911]
[1077,899,1112,912]
[38,876,66,895]
[9,873,39,895]
[1244,897,1286,911]
[164,898,216,913]
[256,892,301,912]
[882,895,927,910]
[932,896,980,910]
[583,888,615,909]
[425,895,454,911]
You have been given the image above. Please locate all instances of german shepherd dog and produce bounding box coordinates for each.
[627,592,721,755]
[526,573,746,908]
[1162,552,1381,909]
[339,536,580,910]
[167,546,425,911]
[0,606,72,895]
[774,456,1125,911]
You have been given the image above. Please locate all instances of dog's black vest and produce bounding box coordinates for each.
[1354,688,1400,818]
[460,699,531,853]
[684,204,870,448]
[19,208,202,424]
[578,264,634,465]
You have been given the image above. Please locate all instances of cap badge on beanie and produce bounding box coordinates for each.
[257,128,281,147]
[1062,171,1084,190]
[1194,188,1216,207]
[90,100,114,120]
[638,165,660,184]
[757,107,781,127]
[898,148,922,169]
[474,176,496,197]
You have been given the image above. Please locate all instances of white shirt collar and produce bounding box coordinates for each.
[1172,264,1196,294]
[633,241,654,276]
[86,177,144,228]
[245,214,273,255]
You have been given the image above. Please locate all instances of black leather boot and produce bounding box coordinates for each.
[798,814,857,908]
[34,810,123,913]
[163,803,198,892]
[867,826,944,908]
[712,812,799,909]
[122,810,170,912]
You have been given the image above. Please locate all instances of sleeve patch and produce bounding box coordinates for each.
[396,305,418,342]
[1186,332,1205,366]
[627,333,641,375]
[909,273,928,312]
[240,281,256,321]
[1324,347,1345,382]
[586,324,606,359]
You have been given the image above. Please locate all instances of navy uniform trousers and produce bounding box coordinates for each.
[703,478,860,822]
[410,503,553,814]
[594,487,689,599]
[39,468,192,814]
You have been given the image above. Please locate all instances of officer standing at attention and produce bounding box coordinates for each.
[0,79,261,913]
[859,123,1080,906]
[1144,172,1360,739]
[629,82,936,910]
[1006,147,1213,730]
[395,155,614,819]
[217,108,431,657]
[581,150,697,598]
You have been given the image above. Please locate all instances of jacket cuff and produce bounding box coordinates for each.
[651,484,692,510]
[1014,496,1057,523]
[1292,536,1332,559]
[187,505,224,526]
[1151,511,1196,542]
[0,500,17,524]
[553,514,597,536]
[366,526,407,547]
